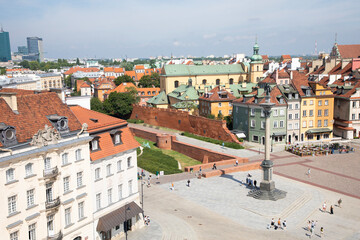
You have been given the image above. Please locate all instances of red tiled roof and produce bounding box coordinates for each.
[64,67,100,75]
[262,55,269,60]
[290,71,310,96]
[233,85,286,106]
[105,82,137,95]
[134,65,145,70]
[319,77,330,87]
[337,44,360,59]
[70,105,140,161]
[199,86,236,102]
[0,91,82,146]
[80,82,91,88]
[328,62,342,75]
[137,87,160,97]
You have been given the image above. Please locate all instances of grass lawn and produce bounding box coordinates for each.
[181,132,244,149]
[135,137,200,174]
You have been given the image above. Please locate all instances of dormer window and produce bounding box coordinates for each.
[110,130,122,145]
[0,123,17,147]
[47,115,69,134]
[90,137,100,151]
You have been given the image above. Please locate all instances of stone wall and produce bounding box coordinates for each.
[130,105,240,143]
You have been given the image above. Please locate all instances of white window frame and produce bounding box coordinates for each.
[288,123,293,130]
[289,113,293,120]
[106,164,111,176]
[250,119,256,128]
[324,119,328,127]
[65,207,71,226]
[295,123,299,130]
[127,157,132,168]
[325,100,329,106]
[108,188,112,205]
[95,168,100,180]
[273,109,278,116]
[27,189,35,208]
[114,133,121,144]
[250,108,255,116]
[318,100,322,106]
[25,163,33,176]
[6,168,14,182]
[63,176,70,193]
[91,139,98,151]
[96,193,101,210]
[324,109,329,116]
[118,184,123,200]
[261,121,265,129]
[78,202,84,219]
[77,172,83,188]
[8,195,17,215]
[302,121,307,128]
[280,120,284,128]
[280,109,285,116]
[62,153,69,165]
[75,149,82,161]
[309,120,313,127]
[318,110,322,116]
[10,231,18,240]
[28,223,36,240]
[128,180,133,195]
[317,120,322,127]
[117,160,122,172]
[273,120,278,128]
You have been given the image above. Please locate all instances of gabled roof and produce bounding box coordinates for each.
[199,86,236,102]
[105,82,137,95]
[70,105,140,161]
[79,82,91,88]
[333,81,360,98]
[147,91,169,105]
[288,71,311,97]
[337,44,360,59]
[233,85,286,106]
[163,64,245,76]
[328,62,342,75]
[64,67,100,75]
[228,83,257,98]
[0,90,82,147]
[168,85,200,100]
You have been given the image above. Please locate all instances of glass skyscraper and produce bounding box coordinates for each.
[0,27,11,62]
[27,37,43,62]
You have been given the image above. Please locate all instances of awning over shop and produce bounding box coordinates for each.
[306,128,332,134]
[235,133,246,138]
[96,201,143,232]
[272,132,286,136]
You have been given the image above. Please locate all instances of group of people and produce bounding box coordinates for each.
[307,220,323,238]
[246,173,257,189]
[144,215,150,225]
[322,199,341,214]
[269,218,286,230]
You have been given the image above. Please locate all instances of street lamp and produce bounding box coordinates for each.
[124,203,131,240]
[140,180,145,218]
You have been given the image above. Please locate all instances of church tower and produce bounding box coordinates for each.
[249,39,263,83]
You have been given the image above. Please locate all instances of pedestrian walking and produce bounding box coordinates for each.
[235,160,239,166]
[310,227,313,238]
[212,163,217,170]
[322,202,327,212]
[330,205,334,214]
[187,179,191,187]
[278,218,281,229]
[254,180,257,188]
[147,179,151,187]
[338,198,342,208]
[282,220,287,230]
[170,182,174,190]
[307,220,311,231]
[246,177,249,185]
[271,218,275,228]
[320,227,324,238]
[199,166,202,174]
[307,168,311,178]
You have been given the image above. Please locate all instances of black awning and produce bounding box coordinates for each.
[96,201,143,232]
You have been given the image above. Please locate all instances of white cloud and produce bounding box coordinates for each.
[203,33,217,39]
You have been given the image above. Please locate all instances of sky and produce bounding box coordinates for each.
[1,0,359,59]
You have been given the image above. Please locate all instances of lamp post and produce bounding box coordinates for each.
[124,203,130,240]
[140,180,145,218]
[247,84,286,201]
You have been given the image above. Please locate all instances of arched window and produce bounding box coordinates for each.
[216,79,220,85]
[229,78,234,84]
[202,79,207,85]
[174,81,179,88]
[257,66,259,71]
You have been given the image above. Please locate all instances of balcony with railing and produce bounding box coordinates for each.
[43,166,59,178]
[47,231,63,240]
[46,197,60,210]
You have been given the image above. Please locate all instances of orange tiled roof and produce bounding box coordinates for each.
[199,86,236,102]
[64,67,100,75]
[70,105,140,161]
[0,90,82,146]
[281,55,291,59]
[80,82,91,88]
[337,44,360,59]
[289,71,310,97]
[105,82,137,95]
[137,87,160,97]
[134,65,145,70]
[233,85,286,106]
[6,68,30,72]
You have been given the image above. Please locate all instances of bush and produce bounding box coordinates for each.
[127,119,144,124]
[181,132,244,149]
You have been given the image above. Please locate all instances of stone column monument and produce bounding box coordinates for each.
[248,84,286,201]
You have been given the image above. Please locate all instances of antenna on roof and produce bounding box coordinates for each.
[335,33,337,44]
[255,34,258,44]
[0,24,3,32]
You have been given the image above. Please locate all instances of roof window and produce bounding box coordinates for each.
[0,123,18,147]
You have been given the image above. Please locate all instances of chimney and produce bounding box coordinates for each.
[241,82,247,88]
[275,69,279,81]
[290,71,293,80]
[0,92,18,113]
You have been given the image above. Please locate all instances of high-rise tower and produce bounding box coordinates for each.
[27,37,43,62]
[249,39,263,83]
[0,26,11,62]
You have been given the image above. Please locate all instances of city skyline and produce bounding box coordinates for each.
[1,0,360,59]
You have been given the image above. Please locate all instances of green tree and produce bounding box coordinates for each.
[217,112,224,120]
[120,60,134,71]
[76,58,80,65]
[207,114,215,119]
[91,97,105,113]
[138,72,160,88]
[19,60,30,69]
[224,115,233,130]
[0,68,6,75]
[29,61,41,70]
[103,89,138,119]
[114,75,135,86]
[65,75,72,88]
[150,59,156,69]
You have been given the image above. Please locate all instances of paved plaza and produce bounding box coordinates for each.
[127,124,360,239]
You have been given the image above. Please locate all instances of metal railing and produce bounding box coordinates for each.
[46,197,60,210]
[47,231,63,240]
[43,166,59,178]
